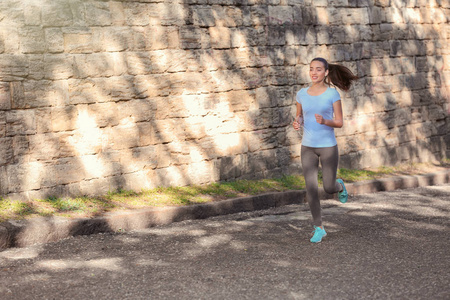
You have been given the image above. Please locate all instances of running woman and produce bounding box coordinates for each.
[293,57,357,243]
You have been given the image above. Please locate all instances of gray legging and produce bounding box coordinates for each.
[301,145,342,227]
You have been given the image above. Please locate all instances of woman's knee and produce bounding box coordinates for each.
[323,182,338,194]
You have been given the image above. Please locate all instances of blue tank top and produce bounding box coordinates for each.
[296,87,341,148]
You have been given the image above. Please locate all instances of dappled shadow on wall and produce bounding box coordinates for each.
[0,0,448,200]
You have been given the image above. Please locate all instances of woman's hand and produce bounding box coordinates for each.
[315,114,325,124]
[293,120,300,130]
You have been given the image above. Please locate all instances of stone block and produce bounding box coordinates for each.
[152,144,172,169]
[0,137,13,166]
[267,27,286,46]
[215,155,247,181]
[119,171,152,192]
[268,6,294,26]
[126,52,153,75]
[210,27,231,49]
[429,7,447,24]
[9,81,25,109]
[85,1,112,26]
[227,89,257,112]
[6,110,36,136]
[256,86,292,108]
[0,30,5,54]
[153,96,191,120]
[391,40,427,57]
[28,133,61,161]
[94,27,134,52]
[11,135,29,164]
[87,102,120,128]
[107,125,140,150]
[220,6,243,27]
[184,160,214,185]
[208,0,235,4]
[329,0,349,6]
[51,106,78,132]
[401,73,428,90]
[44,54,74,80]
[35,108,53,134]
[384,7,404,24]
[386,108,413,129]
[68,76,133,105]
[40,158,86,187]
[67,0,85,27]
[144,26,179,50]
[0,82,11,110]
[109,2,125,25]
[230,28,250,49]
[397,125,417,144]
[125,50,168,75]
[74,53,115,79]
[193,6,216,27]
[240,27,268,47]
[64,31,93,54]
[313,0,329,6]
[154,119,184,144]
[207,132,248,157]
[395,90,414,107]
[436,119,449,136]
[25,55,43,81]
[180,26,203,49]
[0,111,5,138]
[339,8,371,25]
[249,6,269,26]
[23,2,41,26]
[136,122,156,146]
[391,24,415,40]
[19,80,68,108]
[157,2,186,26]
[427,104,446,121]
[77,177,113,196]
[131,75,163,99]
[118,146,157,174]
[403,8,422,23]
[153,166,188,188]
[123,3,151,26]
[19,27,45,54]
[267,66,295,86]
[60,127,101,157]
[42,1,73,27]
[120,99,154,123]
[6,162,41,193]
[301,7,317,25]
[248,129,279,152]
[248,149,278,173]
[44,28,64,53]
[183,117,208,140]
[328,44,350,62]
[411,139,436,163]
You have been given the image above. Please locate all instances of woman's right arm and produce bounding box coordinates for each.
[293,102,303,130]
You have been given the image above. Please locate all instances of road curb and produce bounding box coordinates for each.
[1,170,449,250]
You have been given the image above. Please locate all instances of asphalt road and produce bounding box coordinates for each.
[1,185,449,300]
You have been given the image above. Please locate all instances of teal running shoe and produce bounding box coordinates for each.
[337,179,348,203]
[310,226,327,243]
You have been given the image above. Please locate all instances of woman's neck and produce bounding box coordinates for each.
[311,81,327,89]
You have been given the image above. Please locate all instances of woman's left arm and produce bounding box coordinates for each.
[315,100,344,128]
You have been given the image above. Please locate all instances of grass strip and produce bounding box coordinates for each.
[0,162,447,222]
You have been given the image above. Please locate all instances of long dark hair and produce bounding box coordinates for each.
[311,57,358,91]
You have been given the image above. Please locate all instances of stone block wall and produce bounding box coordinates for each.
[0,0,448,200]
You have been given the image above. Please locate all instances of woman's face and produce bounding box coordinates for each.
[309,60,328,84]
